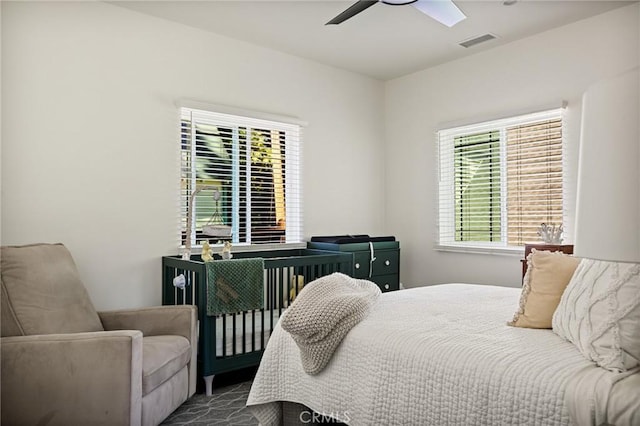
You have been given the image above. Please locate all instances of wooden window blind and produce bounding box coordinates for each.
[438,108,563,250]
[506,118,563,246]
[180,106,303,249]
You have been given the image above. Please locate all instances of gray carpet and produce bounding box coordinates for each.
[162,381,257,426]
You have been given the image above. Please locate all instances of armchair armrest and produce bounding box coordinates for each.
[98,305,197,342]
[98,305,198,396]
[1,331,143,426]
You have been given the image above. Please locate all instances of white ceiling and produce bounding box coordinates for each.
[112,0,634,80]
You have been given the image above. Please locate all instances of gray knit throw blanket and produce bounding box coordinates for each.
[280,272,381,375]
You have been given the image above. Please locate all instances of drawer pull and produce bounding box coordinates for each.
[385,260,390,266]
[355,263,360,269]
[384,284,390,289]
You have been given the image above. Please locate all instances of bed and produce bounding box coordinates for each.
[247,283,640,425]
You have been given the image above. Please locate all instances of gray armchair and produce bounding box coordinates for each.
[1,243,197,426]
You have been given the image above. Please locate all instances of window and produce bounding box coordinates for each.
[180,105,302,249]
[438,108,564,251]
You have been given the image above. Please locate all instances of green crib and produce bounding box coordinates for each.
[162,249,353,395]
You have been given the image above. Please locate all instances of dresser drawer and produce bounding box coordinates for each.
[372,249,399,276]
[371,273,399,292]
[352,252,371,279]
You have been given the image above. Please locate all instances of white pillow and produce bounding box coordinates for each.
[552,258,640,372]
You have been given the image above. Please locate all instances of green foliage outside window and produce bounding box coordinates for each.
[454,131,501,242]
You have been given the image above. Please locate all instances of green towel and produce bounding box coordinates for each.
[206,258,265,316]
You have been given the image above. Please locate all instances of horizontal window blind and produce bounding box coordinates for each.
[438,108,563,249]
[506,118,562,245]
[180,107,302,248]
[454,130,502,242]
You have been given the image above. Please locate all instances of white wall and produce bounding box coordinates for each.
[3,2,638,308]
[1,2,385,309]
[384,3,640,288]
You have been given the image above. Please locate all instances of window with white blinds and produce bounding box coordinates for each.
[438,108,563,250]
[180,106,302,249]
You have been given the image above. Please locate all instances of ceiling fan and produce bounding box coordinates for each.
[326,0,467,27]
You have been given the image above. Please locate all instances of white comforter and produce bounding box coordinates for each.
[247,284,639,425]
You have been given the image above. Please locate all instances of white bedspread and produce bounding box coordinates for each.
[247,284,639,425]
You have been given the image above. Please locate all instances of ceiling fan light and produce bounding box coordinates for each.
[382,0,418,5]
[412,0,467,27]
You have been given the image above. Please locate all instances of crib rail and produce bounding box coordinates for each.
[162,249,352,379]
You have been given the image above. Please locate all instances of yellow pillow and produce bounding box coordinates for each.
[508,249,580,329]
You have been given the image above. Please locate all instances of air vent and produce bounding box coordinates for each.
[459,33,497,48]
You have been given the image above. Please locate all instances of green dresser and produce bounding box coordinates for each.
[308,236,400,292]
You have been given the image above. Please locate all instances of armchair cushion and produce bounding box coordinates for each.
[1,243,103,336]
[142,336,191,395]
[99,305,198,396]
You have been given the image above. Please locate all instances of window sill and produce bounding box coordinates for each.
[435,243,523,256]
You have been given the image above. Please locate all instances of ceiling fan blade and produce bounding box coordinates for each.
[412,0,466,27]
[326,0,378,25]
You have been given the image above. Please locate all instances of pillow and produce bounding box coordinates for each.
[552,259,640,372]
[508,249,580,329]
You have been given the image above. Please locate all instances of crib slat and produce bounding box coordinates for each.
[222,315,227,358]
[241,311,246,354]
[252,310,256,352]
[278,266,285,315]
[260,307,265,350]
[232,314,236,356]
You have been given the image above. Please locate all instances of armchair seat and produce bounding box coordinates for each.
[143,335,191,395]
[1,243,198,426]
